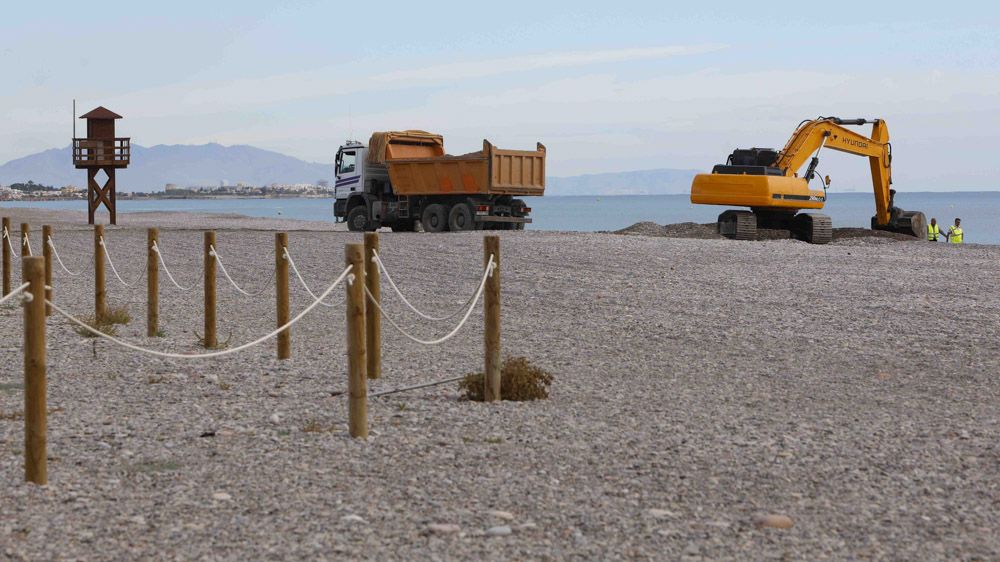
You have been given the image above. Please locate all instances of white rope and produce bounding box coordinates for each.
[22,234,33,257]
[47,265,352,360]
[365,256,493,346]
[100,236,144,288]
[210,244,274,297]
[47,236,83,276]
[3,227,19,260]
[0,282,32,306]
[369,375,468,398]
[283,247,339,308]
[152,241,195,291]
[372,250,480,322]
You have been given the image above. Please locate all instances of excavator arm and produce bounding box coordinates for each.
[775,118,893,225]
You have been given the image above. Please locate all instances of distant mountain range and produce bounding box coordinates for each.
[0,143,700,195]
[0,144,333,191]
[546,168,700,196]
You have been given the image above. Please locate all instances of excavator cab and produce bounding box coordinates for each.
[718,148,782,174]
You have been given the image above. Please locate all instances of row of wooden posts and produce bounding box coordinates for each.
[8,219,502,485]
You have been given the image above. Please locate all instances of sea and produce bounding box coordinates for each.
[3,191,998,244]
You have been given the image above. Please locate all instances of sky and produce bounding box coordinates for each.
[2,1,999,189]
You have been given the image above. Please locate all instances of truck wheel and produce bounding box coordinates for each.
[448,204,475,232]
[422,204,448,233]
[510,199,527,230]
[347,206,369,232]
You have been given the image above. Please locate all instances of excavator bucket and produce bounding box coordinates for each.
[872,210,927,239]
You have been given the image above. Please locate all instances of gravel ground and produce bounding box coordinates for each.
[616,221,921,243]
[1,207,999,561]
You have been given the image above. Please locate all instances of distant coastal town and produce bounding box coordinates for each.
[0,180,335,201]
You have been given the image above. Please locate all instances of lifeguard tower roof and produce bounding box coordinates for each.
[79,106,123,120]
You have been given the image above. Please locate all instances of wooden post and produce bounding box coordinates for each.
[147,228,159,337]
[484,235,501,402]
[42,225,52,317]
[364,232,381,380]
[94,224,106,320]
[23,256,47,485]
[345,243,368,438]
[20,223,30,261]
[276,232,290,359]
[2,217,10,296]
[203,231,216,348]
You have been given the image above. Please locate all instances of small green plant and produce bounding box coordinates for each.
[72,315,119,338]
[218,382,232,391]
[459,356,553,402]
[154,328,167,338]
[99,305,131,326]
[147,375,167,384]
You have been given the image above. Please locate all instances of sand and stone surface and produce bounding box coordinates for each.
[615,221,921,242]
[1,207,999,560]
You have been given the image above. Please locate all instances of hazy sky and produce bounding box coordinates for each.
[2,1,998,188]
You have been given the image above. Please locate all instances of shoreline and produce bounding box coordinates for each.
[0,205,345,232]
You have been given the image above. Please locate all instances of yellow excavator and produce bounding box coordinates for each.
[690,117,926,244]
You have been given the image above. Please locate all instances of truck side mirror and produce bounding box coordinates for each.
[824,175,831,187]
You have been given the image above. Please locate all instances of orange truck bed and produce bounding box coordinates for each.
[370,132,545,197]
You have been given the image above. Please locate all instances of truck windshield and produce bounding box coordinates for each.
[339,151,356,174]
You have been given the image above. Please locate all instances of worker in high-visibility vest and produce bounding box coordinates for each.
[946,218,964,244]
[927,218,942,242]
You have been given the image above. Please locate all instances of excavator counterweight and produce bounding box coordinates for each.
[690,117,926,243]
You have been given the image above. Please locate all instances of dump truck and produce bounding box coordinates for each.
[333,131,546,232]
[691,117,926,244]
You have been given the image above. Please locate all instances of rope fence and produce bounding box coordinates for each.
[151,240,196,291]
[0,282,31,306]
[364,256,493,346]
[47,265,351,359]
[372,249,482,322]
[284,247,340,307]
[3,226,19,261]
[99,236,145,288]
[47,236,83,276]
[209,244,275,297]
[1,219,505,484]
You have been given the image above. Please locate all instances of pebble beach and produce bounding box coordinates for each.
[1,207,999,560]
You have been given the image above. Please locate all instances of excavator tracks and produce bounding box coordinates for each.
[717,210,757,241]
[718,210,831,244]
[796,213,832,245]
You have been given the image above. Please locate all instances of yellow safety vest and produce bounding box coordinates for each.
[927,224,940,241]
[948,226,963,244]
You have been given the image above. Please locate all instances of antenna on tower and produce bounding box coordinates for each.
[72,99,76,138]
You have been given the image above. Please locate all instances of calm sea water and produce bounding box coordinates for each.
[3,191,997,243]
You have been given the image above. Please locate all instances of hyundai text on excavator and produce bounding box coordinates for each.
[690,117,927,244]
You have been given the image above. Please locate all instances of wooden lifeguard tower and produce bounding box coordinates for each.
[73,106,130,224]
